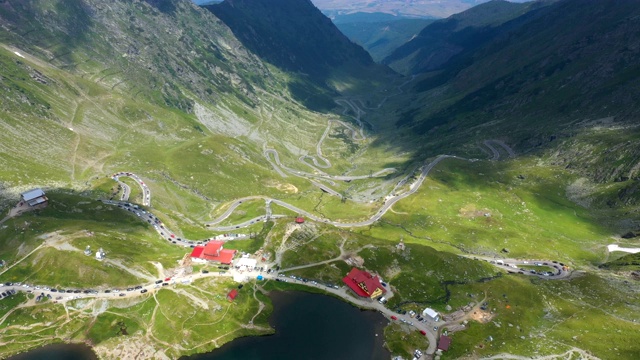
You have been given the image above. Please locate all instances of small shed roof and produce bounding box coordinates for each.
[438,335,452,351]
[227,289,238,301]
[21,188,45,201]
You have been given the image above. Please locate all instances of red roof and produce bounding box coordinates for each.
[210,249,236,264]
[295,217,305,223]
[190,246,204,258]
[227,289,238,301]
[342,268,386,298]
[438,335,452,351]
[190,243,236,264]
[203,241,224,256]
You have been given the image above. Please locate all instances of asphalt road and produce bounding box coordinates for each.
[263,98,394,183]
[483,140,516,161]
[2,74,527,357]
[188,154,468,232]
[112,172,151,206]
[0,268,439,355]
[118,181,131,201]
[2,252,567,356]
[467,255,571,280]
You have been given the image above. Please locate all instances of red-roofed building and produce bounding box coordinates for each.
[295,217,305,224]
[342,267,386,299]
[190,246,204,258]
[438,335,452,351]
[190,241,236,264]
[227,289,238,302]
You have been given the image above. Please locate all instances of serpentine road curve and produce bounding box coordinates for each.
[1,73,525,356]
[112,172,151,206]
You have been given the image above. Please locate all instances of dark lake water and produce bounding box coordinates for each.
[7,343,97,360]
[10,291,389,360]
[183,290,390,360]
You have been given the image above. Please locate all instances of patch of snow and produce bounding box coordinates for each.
[607,244,640,253]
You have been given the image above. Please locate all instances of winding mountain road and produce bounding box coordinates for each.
[112,172,151,206]
[483,140,516,161]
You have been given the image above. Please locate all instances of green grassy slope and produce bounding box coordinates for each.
[0,0,639,359]
[387,0,640,213]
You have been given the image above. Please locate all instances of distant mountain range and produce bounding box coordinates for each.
[331,12,433,62]
[311,0,531,19]
[192,0,222,4]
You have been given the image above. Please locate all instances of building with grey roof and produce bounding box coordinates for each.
[20,188,48,207]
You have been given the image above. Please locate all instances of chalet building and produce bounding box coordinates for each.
[190,241,236,264]
[342,267,386,299]
[20,188,48,207]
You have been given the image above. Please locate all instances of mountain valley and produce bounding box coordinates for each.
[0,0,639,359]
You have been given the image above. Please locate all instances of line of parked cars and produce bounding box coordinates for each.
[0,289,17,299]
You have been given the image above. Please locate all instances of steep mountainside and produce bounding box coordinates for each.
[0,0,266,111]
[206,0,382,88]
[394,0,640,210]
[0,0,264,193]
[332,13,433,62]
[1,0,640,359]
[383,0,540,74]
[0,0,366,206]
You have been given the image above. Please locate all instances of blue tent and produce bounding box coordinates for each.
[257,275,264,280]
